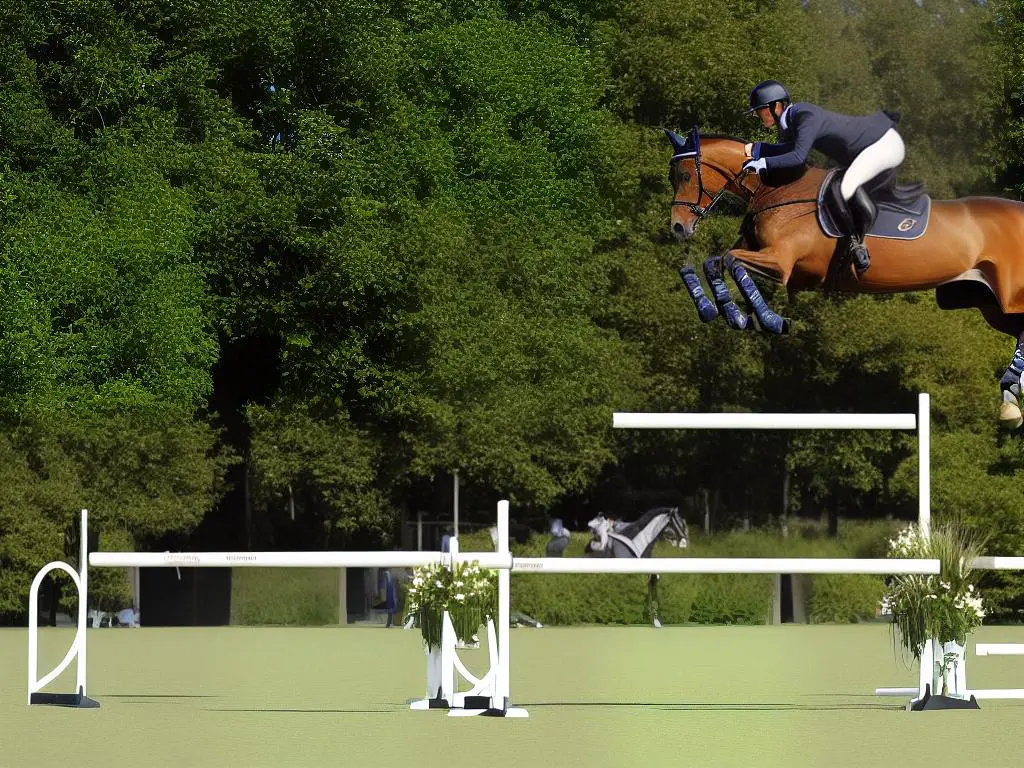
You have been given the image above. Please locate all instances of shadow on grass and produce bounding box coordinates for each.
[207,708,401,714]
[101,694,218,698]
[518,701,906,712]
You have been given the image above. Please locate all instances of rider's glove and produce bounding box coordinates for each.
[742,158,767,176]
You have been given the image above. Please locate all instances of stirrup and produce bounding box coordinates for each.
[850,238,870,275]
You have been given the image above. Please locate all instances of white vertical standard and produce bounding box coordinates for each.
[918,392,930,537]
[496,499,520,715]
[27,509,98,708]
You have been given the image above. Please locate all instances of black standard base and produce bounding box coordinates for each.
[909,685,980,711]
[30,687,100,708]
[478,697,511,717]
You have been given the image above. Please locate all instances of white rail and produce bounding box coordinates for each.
[90,551,513,570]
[511,557,938,575]
[971,557,1024,570]
[612,413,916,430]
[976,644,1024,656]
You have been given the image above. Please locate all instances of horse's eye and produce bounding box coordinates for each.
[680,172,691,183]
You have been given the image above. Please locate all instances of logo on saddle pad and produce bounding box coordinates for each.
[897,217,916,232]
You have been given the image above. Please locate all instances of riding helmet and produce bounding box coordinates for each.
[746,80,791,114]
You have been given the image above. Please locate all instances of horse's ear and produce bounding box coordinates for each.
[664,128,688,154]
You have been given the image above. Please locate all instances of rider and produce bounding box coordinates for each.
[740,80,906,275]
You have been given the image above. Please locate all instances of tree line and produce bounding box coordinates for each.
[2,0,1023,617]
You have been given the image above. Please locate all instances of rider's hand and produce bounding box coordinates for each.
[742,158,766,175]
[744,143,753,159]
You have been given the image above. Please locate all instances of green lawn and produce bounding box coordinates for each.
[5,624,1024,768]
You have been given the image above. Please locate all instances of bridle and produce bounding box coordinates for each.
[669,129,817,229]
[669,138,755,225]
[661,508,689,547]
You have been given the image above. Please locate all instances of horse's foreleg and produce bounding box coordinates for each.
[703,255,751,330]
[678,266,719,323]
[724,250,791,335]
[998,330,1024,429]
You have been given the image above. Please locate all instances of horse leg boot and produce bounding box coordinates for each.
[998,331,1024,429]
[703,255,750,330]
[678,266,719,323]
[848,186,877,275]
[725,254,790,335]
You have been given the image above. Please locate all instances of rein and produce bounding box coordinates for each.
[670,144,818,224]
[748,197,819,218]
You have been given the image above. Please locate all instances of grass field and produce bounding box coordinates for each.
[4,624,1024,768]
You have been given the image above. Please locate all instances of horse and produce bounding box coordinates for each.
[665,125,1024,430]
[584,507,689,628]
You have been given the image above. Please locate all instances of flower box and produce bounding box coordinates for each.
[882,521,987,708]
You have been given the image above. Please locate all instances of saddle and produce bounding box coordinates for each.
[817,167,931,241]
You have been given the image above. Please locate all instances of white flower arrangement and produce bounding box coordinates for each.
[404,559,497,650]
[881,521,987,662]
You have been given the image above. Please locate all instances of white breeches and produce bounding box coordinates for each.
[839,128,906,199]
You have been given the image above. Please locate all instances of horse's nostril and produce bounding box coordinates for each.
[673,222,685,233]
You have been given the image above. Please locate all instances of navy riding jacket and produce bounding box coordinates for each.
[751,103,897,171]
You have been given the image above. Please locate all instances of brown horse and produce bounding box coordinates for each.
[665,126,1024,430]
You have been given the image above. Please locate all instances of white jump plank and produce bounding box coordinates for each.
[91,550,514,570]
[612,412,916,430]
[968,689,1024,699]
[971,557,1024,571]
[511,557,939,575]
[976,644,1024,656]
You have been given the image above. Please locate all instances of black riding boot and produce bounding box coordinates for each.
[829,180,874,276]
[848,186,877,275]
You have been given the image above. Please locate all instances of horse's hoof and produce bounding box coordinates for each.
[998,400,1023,430]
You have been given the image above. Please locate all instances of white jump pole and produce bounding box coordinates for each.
[510,558,939,574]
[612,412,916,430]
[90,550,513,569]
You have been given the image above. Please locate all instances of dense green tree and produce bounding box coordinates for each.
[2,0,1023,621]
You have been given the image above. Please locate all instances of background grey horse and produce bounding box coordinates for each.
[582,507,689,628]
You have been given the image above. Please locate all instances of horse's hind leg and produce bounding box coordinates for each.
[703,255,751,330]
[998,330,1024,430]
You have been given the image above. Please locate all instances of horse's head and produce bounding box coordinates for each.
[665,127,753,241]
[655,506,689,549]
